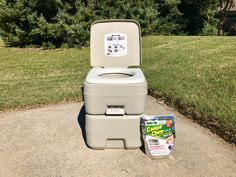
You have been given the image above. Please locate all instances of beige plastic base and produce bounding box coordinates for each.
[84,82,147,115]
[85,114,142,150]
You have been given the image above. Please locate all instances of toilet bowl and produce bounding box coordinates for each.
[85,67,146,84]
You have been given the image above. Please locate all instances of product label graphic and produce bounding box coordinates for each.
[104,33,127,57]
[141,115,176,159]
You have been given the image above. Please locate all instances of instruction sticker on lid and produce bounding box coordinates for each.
[104,33,127,57]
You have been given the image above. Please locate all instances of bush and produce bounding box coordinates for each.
[155,0,185,35]
[0,0,78,47]
[178,0,219,35]
[0,0,162,48]
[200,22,218,36]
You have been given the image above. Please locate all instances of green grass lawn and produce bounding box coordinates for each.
[142,36,236,143]
[0,40,90,110]
[0,36,235,143]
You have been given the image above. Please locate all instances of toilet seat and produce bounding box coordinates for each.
[85,67,146,84]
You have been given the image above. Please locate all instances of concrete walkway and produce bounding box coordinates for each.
[0,96,235,177]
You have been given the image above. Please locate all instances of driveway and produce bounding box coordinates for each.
[0,96,235,177]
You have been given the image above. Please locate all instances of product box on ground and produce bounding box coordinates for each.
[141,115,176,159]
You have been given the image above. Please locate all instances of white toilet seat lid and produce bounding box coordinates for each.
[90,20,141,67]
[85,67,146,84]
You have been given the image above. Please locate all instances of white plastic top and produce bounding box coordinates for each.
[90,20,141,67]
[85,67,146,84]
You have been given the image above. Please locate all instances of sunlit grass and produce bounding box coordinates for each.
[0,36,235,137]
[142,36,236,131]
[0,41,90,110]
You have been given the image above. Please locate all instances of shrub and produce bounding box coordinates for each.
[200,22,218,36]
[0,0,162,48]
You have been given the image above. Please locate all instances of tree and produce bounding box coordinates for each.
[0,0,161,47]
[155,0,184,35]
[178,0,219,35]
[0,0,66,47]
[218,0,235,35]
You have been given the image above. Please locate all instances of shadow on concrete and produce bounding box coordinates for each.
[139,125,145,154]
[139,144,145,154]
[77,105,89,147]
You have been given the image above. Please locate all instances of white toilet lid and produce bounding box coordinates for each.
[85,67,146,84]
[90,20,141,67]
